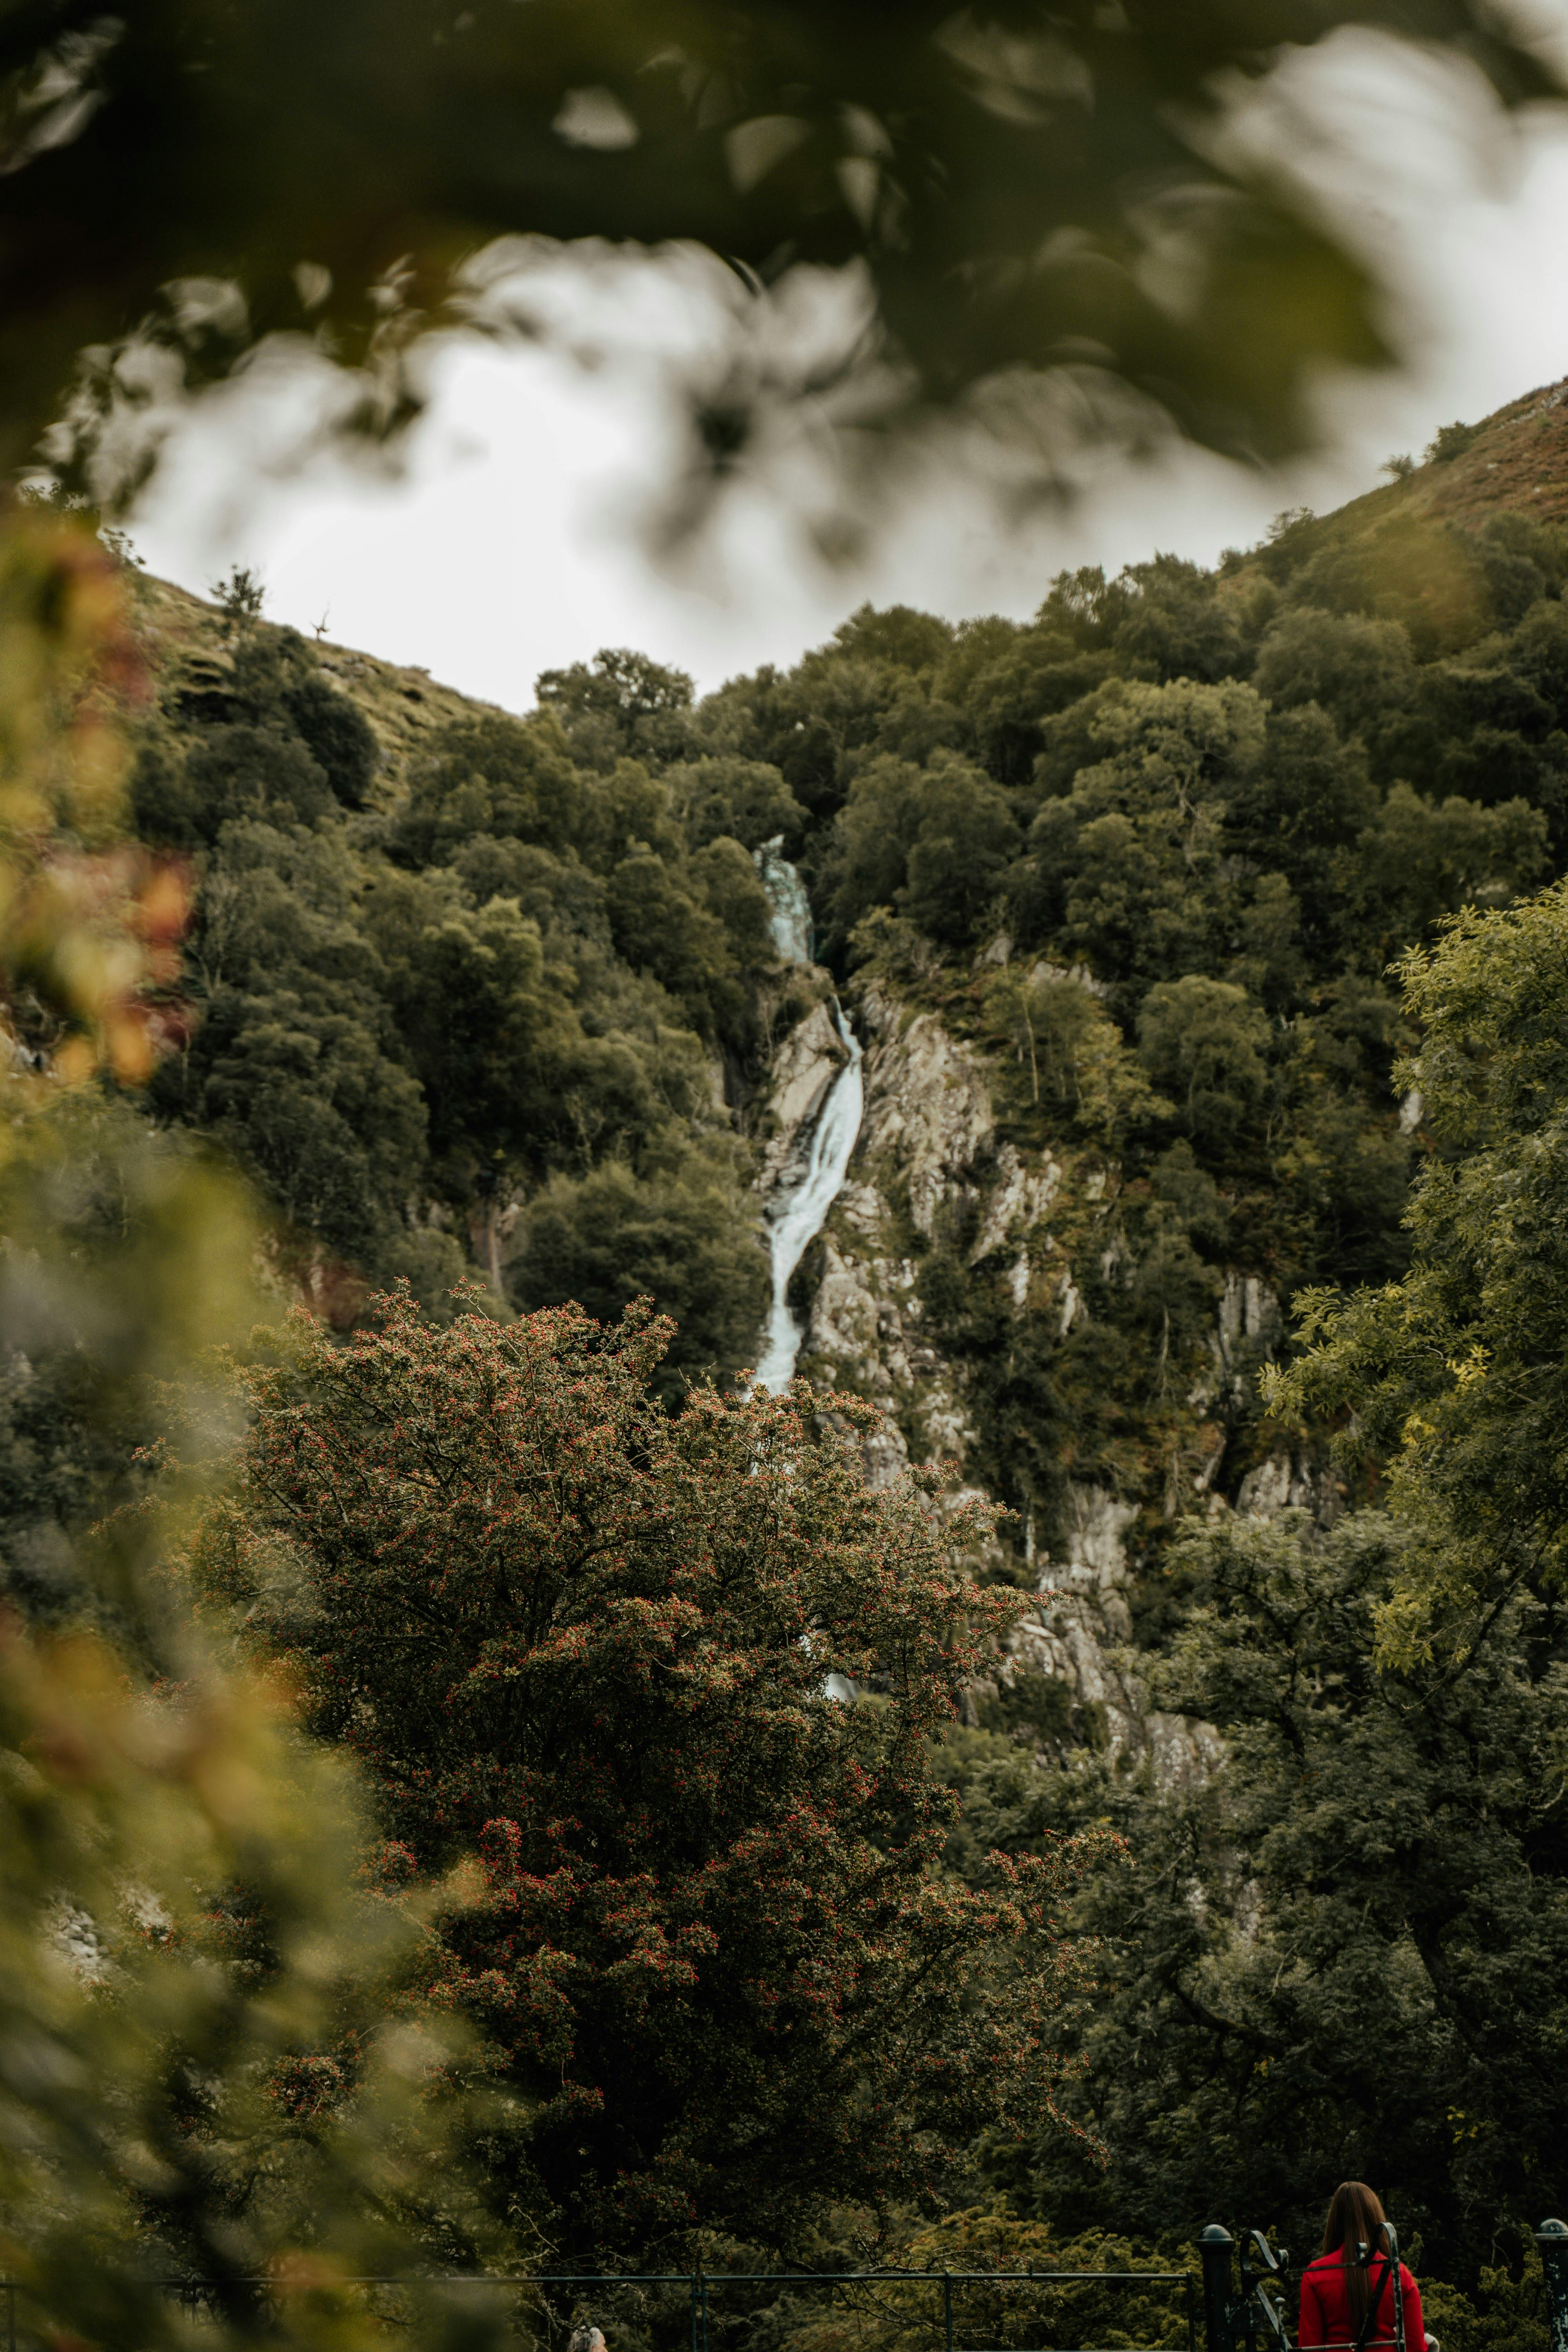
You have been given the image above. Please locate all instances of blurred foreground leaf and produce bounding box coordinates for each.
[0,503,185,1079]
[0,2,1559,501]
[0,506,517,2349]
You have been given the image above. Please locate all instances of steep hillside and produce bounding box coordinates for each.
[1304,373,1568,534]
[114,564,823,1357]
[131,568,509,780]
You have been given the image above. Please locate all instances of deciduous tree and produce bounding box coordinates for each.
[212,1292,1111,2261]
[1273,877,1568,1656]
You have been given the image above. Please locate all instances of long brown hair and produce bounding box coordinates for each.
[1321,2181,1390,2329]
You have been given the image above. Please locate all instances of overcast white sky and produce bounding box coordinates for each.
[127,26,1568,708]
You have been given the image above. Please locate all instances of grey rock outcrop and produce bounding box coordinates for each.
[791,982,1189,1757]
[854,980,995,1237]
[758,995,853,1201]
[759,967,1308,1787]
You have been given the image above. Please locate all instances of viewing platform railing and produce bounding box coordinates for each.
[0,2259,1200,2352]
[8,2222,1568,2352]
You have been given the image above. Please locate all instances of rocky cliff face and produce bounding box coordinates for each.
[756,967,1319,1787]
[793,978,995,1480]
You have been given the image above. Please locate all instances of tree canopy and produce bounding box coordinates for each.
[204,1288,1110,2261]
[946,1507,1568,2280]
[1272,875,1568,1656]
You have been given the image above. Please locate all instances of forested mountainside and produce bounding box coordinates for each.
[54,376,1568,2283]
[119,377,1568,1495]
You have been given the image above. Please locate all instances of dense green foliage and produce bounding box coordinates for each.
[982,862,1568,2296]
[942,1509,1568,2280]
[131,622,779,1362]
[19,10,1568,2323]
[206,1291,1105,2263]
[920,766,1568,2304]
[1272,875,1568,1656]
[129,500,1568,1439]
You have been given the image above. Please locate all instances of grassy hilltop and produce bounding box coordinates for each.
[1310,376,1568,533]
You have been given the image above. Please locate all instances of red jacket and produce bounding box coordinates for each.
[1298,2250,1425,2349]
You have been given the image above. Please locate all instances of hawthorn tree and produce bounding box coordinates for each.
[208,1289,1111,2262]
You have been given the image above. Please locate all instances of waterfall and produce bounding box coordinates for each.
[754,834,813,964]
[750,840,863,1392]
[755,1000,863,1392]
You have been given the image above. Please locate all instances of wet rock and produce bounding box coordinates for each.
[759,999,852,1200]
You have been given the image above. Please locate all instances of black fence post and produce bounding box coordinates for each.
[1200,2227,1234,2352]
[1537,2220,1568,2352]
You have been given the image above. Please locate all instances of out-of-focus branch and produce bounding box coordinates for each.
[0,0,1560,514]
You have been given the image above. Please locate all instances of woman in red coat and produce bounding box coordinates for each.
[1298,2181,1426,2349]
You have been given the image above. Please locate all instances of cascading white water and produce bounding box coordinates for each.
[748,839,863,1390]
[753,834,814,964]
[755,1001,863,1392]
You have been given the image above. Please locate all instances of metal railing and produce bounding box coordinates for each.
[0,2261,1199,2352]
[16,2210,1561,2352]
[531,2267,1196,2352]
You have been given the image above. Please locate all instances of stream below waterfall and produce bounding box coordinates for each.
[752,840,864,1392]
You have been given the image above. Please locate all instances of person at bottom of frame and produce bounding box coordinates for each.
[1298,2182,1430,2350]
[567,2328,606,2352]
